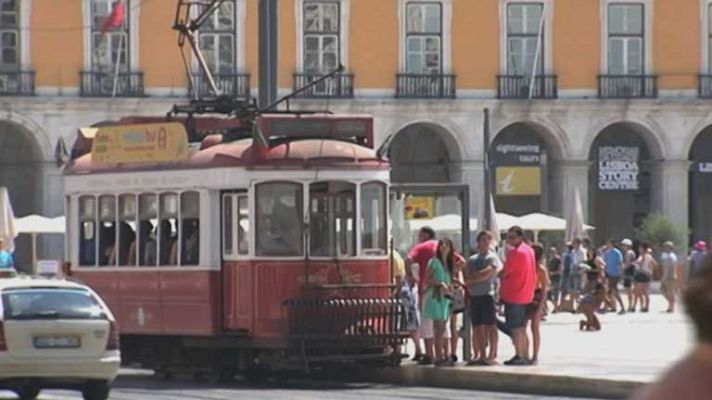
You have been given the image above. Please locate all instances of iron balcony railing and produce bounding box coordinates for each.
[698,75,712,99]
[597,75,658,99]
[497,74,558,99]
[0,70,35,96]
[79,71,145,97]
[293,72,354,98]
[189,72,251,99]
[395,73,456,99]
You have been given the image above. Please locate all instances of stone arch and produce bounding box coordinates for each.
[491,118,569,161]
[688,125,712,244]
[0,119,46,271]
[387,120,463,183]
[585,119,666,161]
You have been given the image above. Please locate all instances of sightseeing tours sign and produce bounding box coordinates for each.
[597,146,640,191]
[92,122,190,165]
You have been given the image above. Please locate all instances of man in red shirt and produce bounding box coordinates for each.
[500,225,536,366]
[406,226,438,364]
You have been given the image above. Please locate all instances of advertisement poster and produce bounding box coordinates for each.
[495,166,541,196]
[404,196,434,220]
[92,122,190,165]
[598,146,639,190]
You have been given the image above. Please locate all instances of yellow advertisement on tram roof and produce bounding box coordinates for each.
[91,122,190,165]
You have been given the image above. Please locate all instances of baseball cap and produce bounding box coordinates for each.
[695,241,707,251]
[621,238,633,247]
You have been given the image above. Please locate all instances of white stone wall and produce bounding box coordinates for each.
[1,96,710,258]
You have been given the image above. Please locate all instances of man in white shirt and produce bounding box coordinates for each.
[570,238,587,294]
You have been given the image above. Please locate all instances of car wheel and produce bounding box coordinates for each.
[14,386,40,400]
[82,382,110,400]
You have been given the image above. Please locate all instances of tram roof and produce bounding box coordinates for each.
[64,137,389,175]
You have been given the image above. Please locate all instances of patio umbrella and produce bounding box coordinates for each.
[566,187,588,242]
[14,215,66,273]
[0,187,16,252]
[520,212,595,243]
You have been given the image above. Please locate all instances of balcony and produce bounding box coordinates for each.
[293,72,354,98]
[0,70,35,96]
[395,73,456,99]
[698,75,712,99]
[597,75,657,99]
[189,73,251,99]
[80,71,144,97]
[497,75,558,99]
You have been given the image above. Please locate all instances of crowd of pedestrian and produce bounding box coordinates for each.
[396,225,708,367]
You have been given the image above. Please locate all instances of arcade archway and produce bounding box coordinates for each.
[689,126,712,244]
[0,121,44,270]
[588,123,661,242]
[388,122,461,184]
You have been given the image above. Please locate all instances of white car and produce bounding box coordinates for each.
[0,276,120,400]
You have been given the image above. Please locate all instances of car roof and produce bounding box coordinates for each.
[0,276,88,291]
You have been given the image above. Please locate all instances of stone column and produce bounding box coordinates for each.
[654,160,690,237]
[557,160,591,222]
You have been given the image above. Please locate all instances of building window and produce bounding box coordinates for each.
[0,0,19,70]
[90,0,129,71]
[199,0,236,74]
[607,3,643,75]
[506,3,543,76]
[303,1,340,72]
[404,2,442,74]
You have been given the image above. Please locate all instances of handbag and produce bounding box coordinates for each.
[450,285,467,314]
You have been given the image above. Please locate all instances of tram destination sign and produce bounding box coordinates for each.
[92,122,190,165]
[598,146,639,191]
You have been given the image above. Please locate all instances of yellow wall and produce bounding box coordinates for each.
[25,0,712,93]
[453,0,499,89]
[139,0,186,88]
[31,0,84,87]
[350,0,398,88]
[554,0,600,89]
[654,0,699,89]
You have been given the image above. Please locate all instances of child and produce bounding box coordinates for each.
[401,264,421,359]
[578,283,607,331]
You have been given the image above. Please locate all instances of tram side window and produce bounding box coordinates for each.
[309,182,356,257]
[118,195,137,266]
[256,182,303,257]
[360,182,387,255]
[222,195,234,256]
[79,196,97,267]
[237,195,249,255]
[98,195,117,267]
[159,193,179,266]
[138,193,158,267]
[180,191,200,266]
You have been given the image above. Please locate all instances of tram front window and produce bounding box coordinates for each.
[361,182,387,256]
[256,182,303,257]
[309,182,356,257]
[180,191,200,266]
[118,194,137,266]
[138,193,158,266]
[159,193,179,265]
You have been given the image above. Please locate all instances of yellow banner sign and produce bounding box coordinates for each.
[496,167,541,196]
[92,122,190,165]
[404,196,434,220]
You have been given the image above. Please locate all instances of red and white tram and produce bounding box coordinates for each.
[62,113,405,376]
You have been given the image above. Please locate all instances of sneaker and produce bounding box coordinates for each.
[449,354,458,363]
[618,309,626,315]
[412,353,423,362]
[506,357,530,366]
[417,355,433,366]
[579,320,586,331]
[435,359,455,367]
[503,356,520,366]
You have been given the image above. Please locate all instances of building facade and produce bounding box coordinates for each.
[1,0,712,264]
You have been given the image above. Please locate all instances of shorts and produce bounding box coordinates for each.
[419,317,451,339]
[526,289,544,317]
[504,303,527,330]
[634,272,651,283]
[607,276,621,291]
[469,295,496,326]
[623,277,633,288]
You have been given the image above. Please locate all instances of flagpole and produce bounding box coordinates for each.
[111,33,125,97]
[528,4,546,99]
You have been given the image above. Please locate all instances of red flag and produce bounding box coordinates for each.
[100,1,126,35]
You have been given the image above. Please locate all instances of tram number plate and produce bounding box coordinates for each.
[33,335,81,349]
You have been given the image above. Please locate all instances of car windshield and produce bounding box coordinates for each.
[1,287,105,320]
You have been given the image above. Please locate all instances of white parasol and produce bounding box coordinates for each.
[0,187,17,252]
[565,187,588,242]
